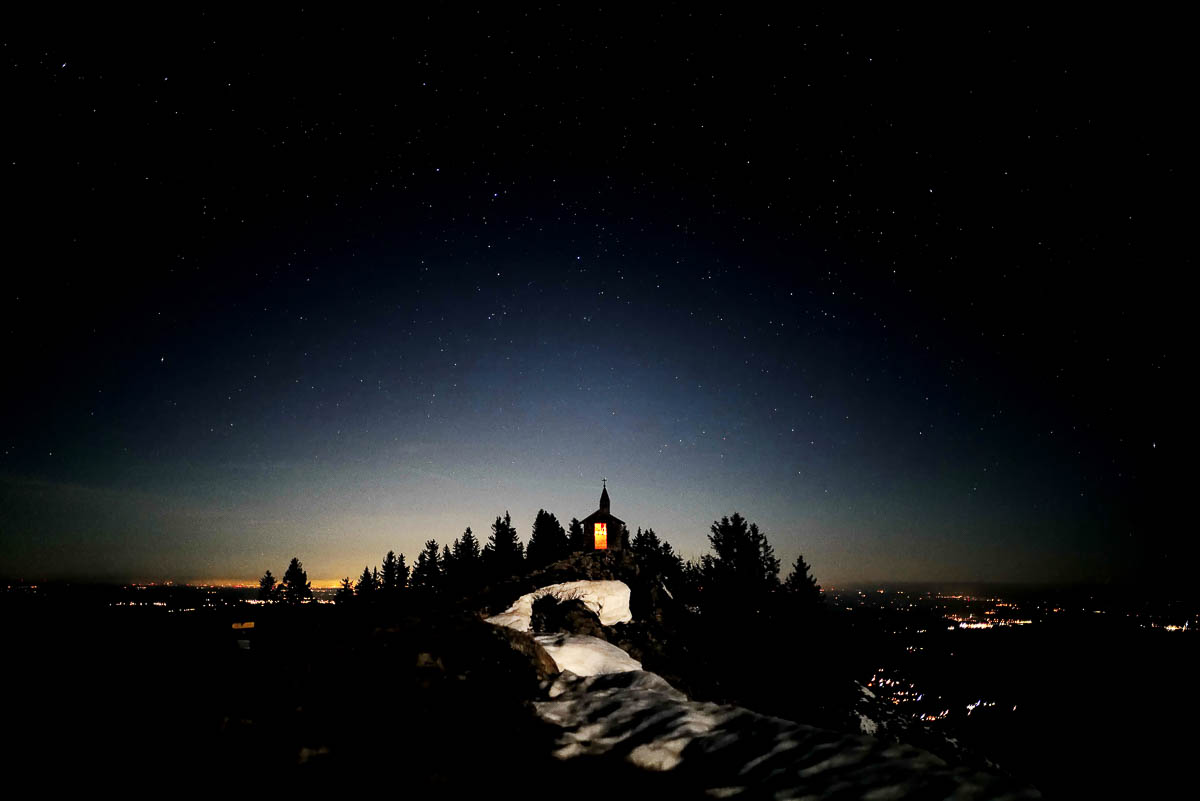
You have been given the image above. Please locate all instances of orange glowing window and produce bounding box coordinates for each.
[594,522,607,550]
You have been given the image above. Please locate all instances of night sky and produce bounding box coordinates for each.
[1,13,1183,587]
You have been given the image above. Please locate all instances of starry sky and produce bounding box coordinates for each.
[1,12,1183,587]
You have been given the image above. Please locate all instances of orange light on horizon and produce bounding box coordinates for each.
[186,578,344,589]
[308,579,345,589]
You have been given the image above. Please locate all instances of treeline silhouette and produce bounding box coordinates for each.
[256,509,825,618]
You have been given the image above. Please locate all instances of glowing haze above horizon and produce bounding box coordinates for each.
[1,14,1176,588]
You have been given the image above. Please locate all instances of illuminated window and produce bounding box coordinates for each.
[594,522,607,550]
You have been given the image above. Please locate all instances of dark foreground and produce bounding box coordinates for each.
[6,583,1195,798]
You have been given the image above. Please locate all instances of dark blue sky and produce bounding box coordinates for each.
[1,13,1180,586]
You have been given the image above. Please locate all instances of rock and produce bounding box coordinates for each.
[415,652,445,671]
[529,596,609,640]
[487,622,560,680]
[560,599,607,640]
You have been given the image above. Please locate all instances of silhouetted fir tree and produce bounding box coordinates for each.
[483,511,524,579]
[700,513,780,605]
[280,557,314,604]
[335,577,354,604]
[661,544,686,591]
[258,569,277,602]
[631,527,686,589]
[631,526,660,553]
[676,559,704,606]
[380,550,403,596]
[784,553,823,606]
[396,552,410,589]
[448,527,482,592]
[526,509,569,568]
[440,544,455,587]
[568,517,587,551]
[355,565,378,599]
[410,539,442,593]
[453,527,481,564]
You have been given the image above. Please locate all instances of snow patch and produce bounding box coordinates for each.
[858,714,879,735]
[628,738,690,771]
[534,633,642,676]
[485,579,632,632]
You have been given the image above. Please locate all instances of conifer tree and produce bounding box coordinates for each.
[280,557,314,604]
[258,569,277,602]
[381,550,403,595]
[483,511,524,578]
[567,517,587,551]
[676,558,704,606]
[700,513,780,601]
[453,527,481,564]
[335,576,355,604]
[631,526,660,553]
[439,544,455,594]
[631,527,686,588]
[411,539,442,593]
[355,565,378,599]
[526,509,569,568]
[396,552,410,589]
[784,553,823,606]
[449,527,482,590]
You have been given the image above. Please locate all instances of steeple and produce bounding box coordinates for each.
[599,479,610,514]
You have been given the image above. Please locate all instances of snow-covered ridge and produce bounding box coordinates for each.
[486,579,1038,798]
[535,670,1039,799]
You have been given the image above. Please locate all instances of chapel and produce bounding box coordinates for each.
[580,480,629,551]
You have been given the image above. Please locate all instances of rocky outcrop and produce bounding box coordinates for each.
[487,578,633,632]
[555,598,608,640]
[473,550,669,619]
